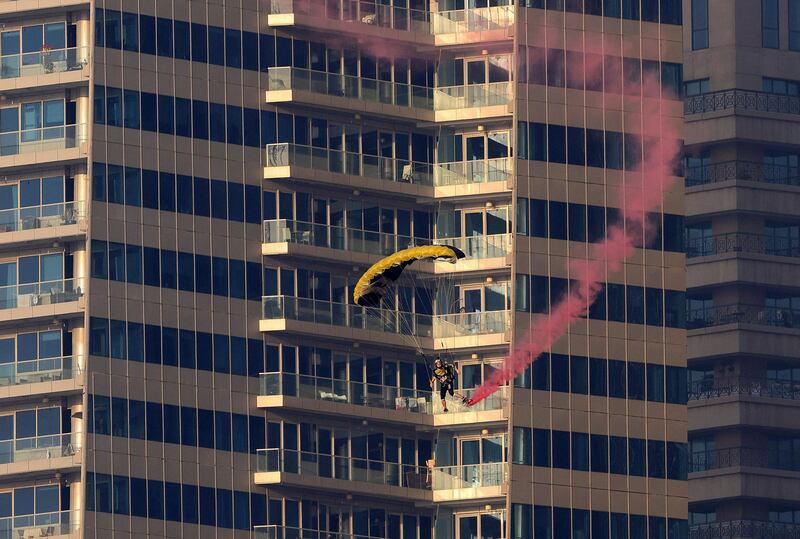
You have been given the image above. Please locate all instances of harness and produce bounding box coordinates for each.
[433,365,453,385]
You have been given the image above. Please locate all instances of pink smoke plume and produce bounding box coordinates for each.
[469,42,682,405]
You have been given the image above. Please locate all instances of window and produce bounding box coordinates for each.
[691,0,709,50]
[791,0,800,50]
[763,0,779,48]
[763,77,800,96]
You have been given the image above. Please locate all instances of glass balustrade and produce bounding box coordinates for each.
[431,461,508,490]
[0,355,81,387]
[433,82,513,110]
[266,143,434,186]
[0,511,78,539]
[267,67,434,110]
[262,295,511,338]
[0,46,89,79]
[0,125,88,157]
[268,0,431,33]
[257,448,432,490]
[429,5,515,35]
[433,157,513,186]
[263,220,512,260]
[259,372,509,414]
[0,201,85,233]
[0,433,78,464]
[255,526,390,539]
[0,277,84,310]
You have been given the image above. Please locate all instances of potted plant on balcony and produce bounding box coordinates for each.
[40,44,55,74]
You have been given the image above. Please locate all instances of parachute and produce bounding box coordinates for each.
[353,245,465,308]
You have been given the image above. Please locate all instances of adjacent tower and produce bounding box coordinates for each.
[0,0,685,536]
[684,0,800,533]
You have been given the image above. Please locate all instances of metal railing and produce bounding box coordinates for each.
[429,5,514,35]
[0,201,85,233]
[431,461,507,490]
[0,356,81,387]
[689,377,800,401]
[263,219,512,259]
[690,447,800,473]
[0,433,79,464]
[257,448,432,489]
[686,232,800,258]
[0,277,84,310]
[262,295,511,339]
[689,520,800,539]
[685,89,800,116]
[267,66,434,110]
[266,142,434,186]
[685,160,800,187]
[433,81,512,110]
[687,304,800,330]
[0,511,78,539]
[259,372,508,414]
[0,124,88,157]
[0,46,88,79]
[434,157,512,186]
[268,0,431,33]
[255,527,391,539]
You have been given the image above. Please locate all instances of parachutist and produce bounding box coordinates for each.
[430,357,461,413]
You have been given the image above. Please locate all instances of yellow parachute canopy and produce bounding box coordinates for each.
[353,245,465,307]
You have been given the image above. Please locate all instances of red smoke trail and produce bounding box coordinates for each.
[469,43,682,405]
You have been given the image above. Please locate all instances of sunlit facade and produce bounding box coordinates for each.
[0,0,684,536]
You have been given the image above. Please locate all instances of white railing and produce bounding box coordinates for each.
[0,46,89,79]
[431,461,507,490]
[430,5,514,35]
[0,277,84,310]
[266,143,434,186]
[0,356,81,387]
[0,433,79,464]
[433,157,513,185]
[0,124,88,157]
[0,201,85,233]
[434,81,513,110]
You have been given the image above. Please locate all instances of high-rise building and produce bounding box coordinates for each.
[0,0,685,536]
[684,0,800,535]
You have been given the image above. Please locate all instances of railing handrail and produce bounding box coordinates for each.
[684,88,800,117]
[685,159,800,187]
[435,80,512,91]
[0,45,89,60]
[0,123,87,138]
[253,526,390,539]
[689,446,800,473]
[689,376,800,401]
[687,303,800,330]
[0,276,84,290]
[268,65,433,92]
[685,231,800,258]
[433,460,507,473]
[689,519,800,539]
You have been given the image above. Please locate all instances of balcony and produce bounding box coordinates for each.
[431,461,508,502]
[255,448,432,501]
[684,89,800,117]
[266,66,434,120]
[689,447,799,473]
[257,372,509,425]
[433,82,513,115]
[687,305,800,331]
[689,521,800,539]
[0,433,79,466]
[255,527,390,539]
[0,201,86,248]
[260,295,511,350]
[265,142,434,198]
[433,157,513,196]
[0,511,78,539]
[690,377,800,402]
[686,161,800,188]
[686,233,799,259]
[0,125,88,169]
[0,47,89,91]
[429,6,514,44]
[266,0,433,43]
[262,219,511,268]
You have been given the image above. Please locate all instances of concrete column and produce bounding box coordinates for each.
[73,86,90,143]
[71,325,86,374]
[73,11,92,50]
[69,475,82,533]
[69,401,84,449]
[72,241,87,294]
[72,170,89,219]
